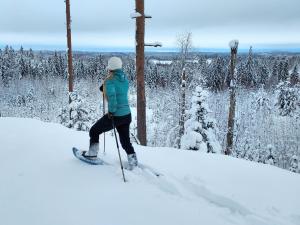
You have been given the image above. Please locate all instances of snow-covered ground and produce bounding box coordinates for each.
[0,117,299,225]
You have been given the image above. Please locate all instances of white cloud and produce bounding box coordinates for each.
[0,0,299,49]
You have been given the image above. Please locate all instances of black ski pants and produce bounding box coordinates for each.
[89,113,135,155]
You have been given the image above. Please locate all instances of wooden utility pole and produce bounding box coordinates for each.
[135,0,146,145]
[133,0,162,146]
[225,40,239,155]
[65,0,73,94]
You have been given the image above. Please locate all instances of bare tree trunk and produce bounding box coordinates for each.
[225,40,239,155]
[177,32,192,148]
[135,0,147,146]
[178,68,186,148]
[65,0,73,96]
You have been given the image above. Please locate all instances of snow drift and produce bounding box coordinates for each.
[0,117,299,225]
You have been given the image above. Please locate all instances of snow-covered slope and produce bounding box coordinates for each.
[0,117,299,225]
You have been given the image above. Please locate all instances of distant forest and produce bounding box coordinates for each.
[1,45,299,90]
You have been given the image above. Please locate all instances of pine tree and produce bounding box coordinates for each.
[208,57,226,91]
[236,61,246,86]
[19,46,24,55]
[18,56,27,79]
[246,46,256,86]
[275,82,298,117]
[290,65,299,85]
[241,46,256,87]
[269,61,279,87]
[278,60,289,82]
[28,48,34,59]
[53,51,63,77]
[181,86,221,153]
[0,54,6,87]
[1,45,16,87]
[257,61,269,86]
[76,59,86,80]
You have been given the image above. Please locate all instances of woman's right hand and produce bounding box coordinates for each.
[99,84,103,92]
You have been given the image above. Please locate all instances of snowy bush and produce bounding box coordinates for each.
[181,86,221,153]
[255,88,271,111]
[289,155,299,173]
[265,144,277,165]
[58,92,92,131]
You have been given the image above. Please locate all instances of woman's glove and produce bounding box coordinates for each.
[107,112,114,119]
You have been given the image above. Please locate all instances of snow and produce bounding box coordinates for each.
[148,59,172,65]
[130,12,142,18]
[0,117,300,225]
[206,58,212,65]
[229,39,239,49]
[186,59,199,63]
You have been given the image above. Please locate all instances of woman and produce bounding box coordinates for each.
[82,57,138,169]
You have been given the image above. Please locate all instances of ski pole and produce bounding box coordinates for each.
[102,91,106,154]
[111,117,126,183]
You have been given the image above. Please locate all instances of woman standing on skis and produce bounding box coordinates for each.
[82,57,138,169]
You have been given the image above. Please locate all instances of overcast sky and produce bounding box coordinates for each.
[0,0,299,50]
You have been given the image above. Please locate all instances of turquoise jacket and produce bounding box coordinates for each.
[104,69,131,116]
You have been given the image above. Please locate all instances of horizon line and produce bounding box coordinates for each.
[1,44,300,53]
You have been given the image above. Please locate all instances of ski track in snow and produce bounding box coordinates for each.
[177,178,281,225]
[126,171,287,225]
[121,163,298,225]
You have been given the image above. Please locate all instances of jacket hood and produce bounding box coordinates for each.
[113,69,126,82]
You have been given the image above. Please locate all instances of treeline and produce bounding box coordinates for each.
[1,45,299,91]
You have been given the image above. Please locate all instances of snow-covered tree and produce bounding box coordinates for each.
[290,65,299,86]
[58,92,92,131]
[75,59,86,80]
[257,61,269,87]
[265,144,276,165]
[278,60,289,82]
[242,46,256,87]
[289,155,299,173]
[255,87,271,111]
[206,57,227,91]
[181,86,221,153]
[269,60,279,87]
[275,82,298,117]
